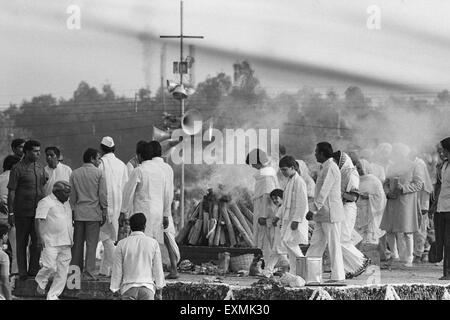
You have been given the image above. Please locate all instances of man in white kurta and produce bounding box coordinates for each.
[44,147,72,196]
[121,143,169,246]
[334,151,368,278]
[110,213,165,300]
[148,141,180,279]
[35,181,73,300]
[306,142,345,282]
[98,137,129,276]
[246,149,279,264]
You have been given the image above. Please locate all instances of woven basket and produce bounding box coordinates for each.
[229,254,254,272]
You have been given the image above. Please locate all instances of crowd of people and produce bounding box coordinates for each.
[247,139,450,283]
[1,134,450,300]
[0,137,178,300]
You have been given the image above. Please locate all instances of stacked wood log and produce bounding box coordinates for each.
[176,189,255,248]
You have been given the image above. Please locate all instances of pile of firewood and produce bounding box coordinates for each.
[176,189,255,248]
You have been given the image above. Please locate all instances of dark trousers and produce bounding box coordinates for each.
[441,213,450,276]
[15,217,41,277]
[70,221,100,274]
[434,213,445,263]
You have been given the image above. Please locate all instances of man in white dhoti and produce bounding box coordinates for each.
[380,143,423,267]
[333,151,370,279]
[126,140,146,177]
[148,141,180,279]
[274,156,308,275]
[43,147,72,197]
[98,137,129,277]
[306,142,345,283]
[246,149,279,265]
[121,142,168,251]
[35,181,72,300]
[410,149,433,263]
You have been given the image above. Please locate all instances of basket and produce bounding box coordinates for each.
[229,254,254,272]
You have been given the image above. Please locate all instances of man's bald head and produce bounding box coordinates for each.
[53,180,71,203]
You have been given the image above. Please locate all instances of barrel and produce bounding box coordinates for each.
[296,257,322,284]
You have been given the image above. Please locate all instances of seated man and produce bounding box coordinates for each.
[110,213,165,300]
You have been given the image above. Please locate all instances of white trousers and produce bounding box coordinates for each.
[413,214,429,257]
[99,239,115,276]
[306,221,345,281]
[386,232,413,264]
[341,204,365,274]
[35,245,71,300]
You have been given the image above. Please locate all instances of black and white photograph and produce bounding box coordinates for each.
[1,0,450,308]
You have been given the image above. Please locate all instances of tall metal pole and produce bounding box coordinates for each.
[160,0,203,228]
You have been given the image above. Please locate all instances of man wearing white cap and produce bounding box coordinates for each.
[98,136,129,277]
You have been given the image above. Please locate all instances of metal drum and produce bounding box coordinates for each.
[296,257,322,284]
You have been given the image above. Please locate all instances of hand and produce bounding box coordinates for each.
[386,192,397,200]
[306,211,314,221]
[272,217,280,227]
[8,213,14,227]
[101,214,107,226]
[421,210,428,215]
[37,241,45,250]
[290,221,299,230]
[360,194,369,200]
[258,217,267,226]
[118,212,126,226]
[163,217,169,229]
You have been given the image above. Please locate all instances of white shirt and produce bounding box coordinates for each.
[0,171,10,203]
[121,160,168,243]
[44,163,72,196]
[151,157,173,218]
[35,194,73,247]
[99,153,129,241]
[438,161,450,212]
[312,158,345,223]
[110,231,165,295]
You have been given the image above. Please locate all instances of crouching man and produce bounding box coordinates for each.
[110,213,165,300]
[35,181,73,300]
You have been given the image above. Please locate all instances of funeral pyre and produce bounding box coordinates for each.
[176,187,255,248]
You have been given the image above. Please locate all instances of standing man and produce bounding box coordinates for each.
[7,140,47,281]
[35,181,73,300]
[436,137,450,280]
[380,143,423,268]
[98,137,128,277]
[70,148,108,280]
[110,213,165,300]
[44,146,72,196]
[147,141,179,279]
[0,156,21,276]
[306,142,345,283]
[10,138,25,163]
[0,224,12,300]
[332,151,369,279]
[121,143,166,248]
[126,140,147,177]
[246,148,279,265]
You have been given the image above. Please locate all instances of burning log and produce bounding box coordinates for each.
[179,188,256,248]
[188,219,203,245]
[207,219,217,246]
[238,201,254,225]
[220,201,237,247]
[229,202,253,237]
[175,220,195,245]
[228,210,255,247]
